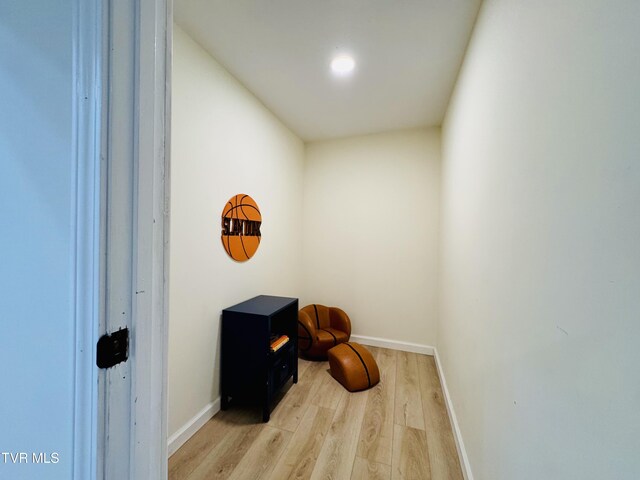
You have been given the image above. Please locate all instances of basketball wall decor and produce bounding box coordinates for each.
[221,194,262,262]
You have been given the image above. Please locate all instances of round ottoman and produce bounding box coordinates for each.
[327,342,380,392]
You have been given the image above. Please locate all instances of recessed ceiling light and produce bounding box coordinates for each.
[331,55,355,76]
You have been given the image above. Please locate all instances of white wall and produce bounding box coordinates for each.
[302,129,441,347]
[439,1,640,479]
[169,26,304,437]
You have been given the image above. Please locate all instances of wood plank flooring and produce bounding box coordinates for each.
[169,347,463,480]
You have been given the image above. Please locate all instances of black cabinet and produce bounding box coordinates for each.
[221,295,298,422]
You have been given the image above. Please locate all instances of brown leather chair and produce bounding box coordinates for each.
[297,304,351,358]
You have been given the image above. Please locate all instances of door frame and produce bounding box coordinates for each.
[129,0,172,477]
[96,0,172,477]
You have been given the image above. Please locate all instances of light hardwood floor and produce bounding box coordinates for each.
[169,347,463,480]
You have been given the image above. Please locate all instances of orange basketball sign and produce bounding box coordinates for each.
[221,194,262,261]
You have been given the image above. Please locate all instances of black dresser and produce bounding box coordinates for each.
[220,295,298,422]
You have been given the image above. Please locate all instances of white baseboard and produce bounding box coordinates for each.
[350,334,435,356]
[167,397,220,457]
[433,348,474,480]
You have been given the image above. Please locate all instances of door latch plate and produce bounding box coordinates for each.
[96,327,129,369]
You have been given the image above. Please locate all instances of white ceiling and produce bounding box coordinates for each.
[175,0,481,141]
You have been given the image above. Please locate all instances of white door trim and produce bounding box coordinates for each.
[72,0,101,477]
[98,0,170,477]
[130,0,171,478]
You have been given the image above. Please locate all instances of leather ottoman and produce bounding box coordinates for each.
[327,342,380,392]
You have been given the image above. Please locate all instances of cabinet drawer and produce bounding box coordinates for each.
[271,354,292,390]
